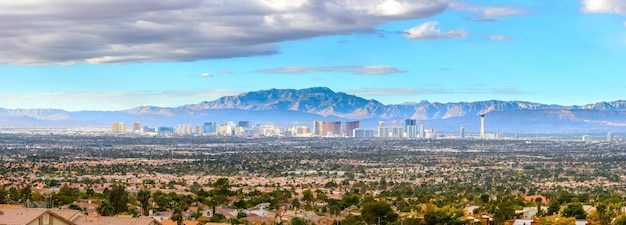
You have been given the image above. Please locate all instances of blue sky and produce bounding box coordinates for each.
[1,0,626,110]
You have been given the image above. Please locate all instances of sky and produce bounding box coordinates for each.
[1,0,626,111]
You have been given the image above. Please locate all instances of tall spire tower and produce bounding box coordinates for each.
[480,114,485,139]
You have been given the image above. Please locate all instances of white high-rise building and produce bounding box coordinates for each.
[378,126,390,138]
[354,128,374,138]
[392,127,404,138]
[460,127,465,139]
[406,125,417,139]
[480,114,485,139]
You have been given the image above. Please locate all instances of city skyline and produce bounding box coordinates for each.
[1,0,626,110]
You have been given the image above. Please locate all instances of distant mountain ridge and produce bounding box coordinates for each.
[125,87,626,119]
[1,87,626,133]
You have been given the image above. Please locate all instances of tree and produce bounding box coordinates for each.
[86,186,95,197]
[342,214,365,225]
[302,189,314,203]
[562,203,586,219]
[108,183,129,215]
[21,186,32,201]
[486,194,517,224]
[547,200,561,216]
[537,214,575,225]
[291,198,301,208]
[137,189,151,216]
[172,206,183,225]
[613,214,626,225]
[0,187,8,204]
[97,200,114,216]
[291,217,312,225]
[361,201,398,225]
[423,208,465,225]
[480,194,490,205]
[213,178,231,196]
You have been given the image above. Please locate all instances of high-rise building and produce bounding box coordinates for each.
[418,125,425,138]
[195,126,204,135]
[608,132,613,142]
[323,121,341,136]
[354,128,374,138]
[406,125,417,139]
[111,122,125,133]
[203,122,216,134]
[378,126,390,138]
[392,127,404,138]
[291,126,310,136]
[176,124,192,135]
[132,122,141,132]
[238,121,250,129]
[345,121,360,137]
[313,120,324,136]
[158,127,174,135]
[460,127,465,139]
[582,135,590,142]
[480,114,485,139]
[404,119,416,134]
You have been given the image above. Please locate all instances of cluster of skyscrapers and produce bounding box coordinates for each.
[110,119,442,138]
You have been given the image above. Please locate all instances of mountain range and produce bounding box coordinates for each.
[1,87,626,134]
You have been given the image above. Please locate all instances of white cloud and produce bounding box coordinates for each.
[403,21,469,40]
[346,87,433,96]
[486,35,513,41]
[200,72,213,77]
[580,0,626,15]
[255,65,407,75]
[346,86,530,97]
[449,2,525,21]
[0,89,241,111]
[217,70,234,75]
[0,0,448,65]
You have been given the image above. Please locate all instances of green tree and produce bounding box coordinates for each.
[613,214,626,225]
[21,186,32,201]
[361,201,398,225]
[547,200,561,216]
[108,183,129,215]
[486,194,517,224]
[537,214,575,225]
[291,217,312,225]
[562,203,586,219]
[97,200,114,216]
[342,215,365,225]
[291,198,301,208]
[0,187,8,204]
[302,189,314,203]
[423,209,465,225]
[137,189,151,216]
[172,206,183,225]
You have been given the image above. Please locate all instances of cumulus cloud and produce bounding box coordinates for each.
[486,35,513,41]
[255,65,407,75]
[403,21,469,40]
[0,0,448,65]
[580,0,626,15]
[200,72,213,77]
